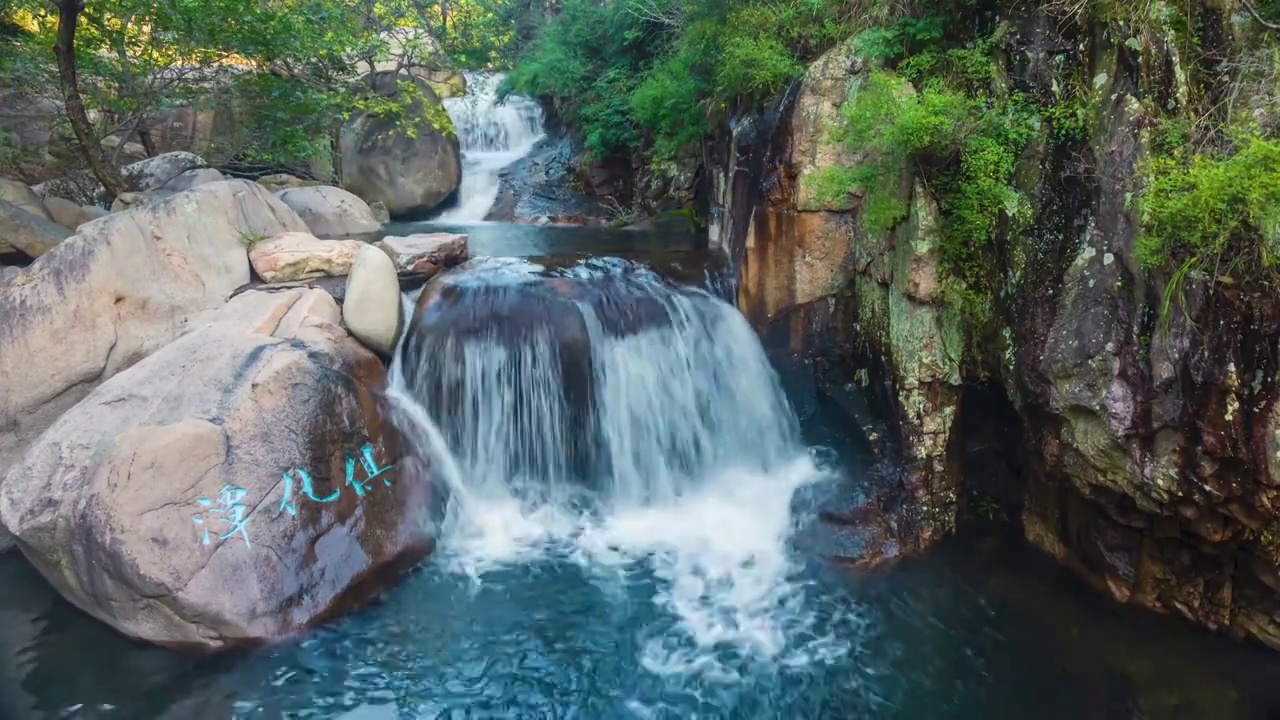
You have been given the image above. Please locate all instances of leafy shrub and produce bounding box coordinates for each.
[1137,134,1280,273]
[816,68,1036,283]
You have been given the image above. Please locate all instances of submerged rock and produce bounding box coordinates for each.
[0,180,306,513]
[249,231,364,282]
[0,289,432,650]
[343,244,402,355]
[275,186,381,238]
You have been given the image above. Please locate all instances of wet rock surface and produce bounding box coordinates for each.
[488,134,611,223]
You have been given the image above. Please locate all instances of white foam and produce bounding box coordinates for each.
[387,278,857,678]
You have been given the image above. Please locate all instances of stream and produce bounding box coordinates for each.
[2,74,1280,720]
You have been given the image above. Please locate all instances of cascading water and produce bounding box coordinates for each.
[385,258,859,684]
[437,73,545,222]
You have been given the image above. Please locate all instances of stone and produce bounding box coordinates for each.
[42,195,105,231]
[343,244,402,355]
[0,288,433,650]
[256,173,314,193]
[790,41,864,212]
[0,180,306,500]
[121,152,206,192]
[30,173,99,206]
[0,197,72,258]
[275,186,381,238]
[368,201,391,225]
[340,72,461,217]
[249,231,365,282]
[375,233,467,273]
[110,190,177,213]
[0,178,53,221]
[161,167,225,192]
[0,266,19,283]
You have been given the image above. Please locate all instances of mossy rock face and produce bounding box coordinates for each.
[792,41,865,212]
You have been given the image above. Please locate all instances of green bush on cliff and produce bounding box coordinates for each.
[1137,133,1280,274]
[816,67,1036,295]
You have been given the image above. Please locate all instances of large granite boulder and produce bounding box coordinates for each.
[275,186,381,238]
[0,180,306,499]
[0,289,433,650]
[0,198,71,258]
[340,72,461,218]
[249,231,364,282]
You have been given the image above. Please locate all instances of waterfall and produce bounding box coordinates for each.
[438,73,545,222]
[386,259,849,678]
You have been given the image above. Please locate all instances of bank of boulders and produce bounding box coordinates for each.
[0,174,469,651]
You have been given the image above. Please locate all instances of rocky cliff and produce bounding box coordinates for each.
[713,0,1280,649]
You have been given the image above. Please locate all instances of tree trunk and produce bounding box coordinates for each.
[54,0,128,202]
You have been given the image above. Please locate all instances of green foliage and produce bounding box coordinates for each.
[1041,97,1090,143]
[238,230,270,248]
[817,68,1036,292]
[974,495,1007,522]
[815,17,1039,323]
[852,15,943,62]
[1137,134,1280,274]
[0,0,481,176]
[506,0,854,161]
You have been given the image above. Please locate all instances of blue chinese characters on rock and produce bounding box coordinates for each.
[191,443,394,548]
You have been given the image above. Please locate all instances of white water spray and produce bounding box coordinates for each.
[438,72,545,222]
[387,263,849,678]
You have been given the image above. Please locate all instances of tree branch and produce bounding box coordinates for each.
[55,0,128,201]
[1242,0,1280,30]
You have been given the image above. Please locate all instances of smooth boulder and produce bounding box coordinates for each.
[340,72,461,217]
[376,233,467,275]
[343,244,402,355]
[0,179,53,220]
[0,289,432,650]
[0,198,71,258]
[0,180,307,491]
[121,152,206,192]
[161,167,225,192]
[275,186,381,238]
[0,180,57,255]
[249,231,365,282]
[110,190,178,213]
[42,195,105,231]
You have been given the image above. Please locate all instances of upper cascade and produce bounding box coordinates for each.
[438,73,546,222]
